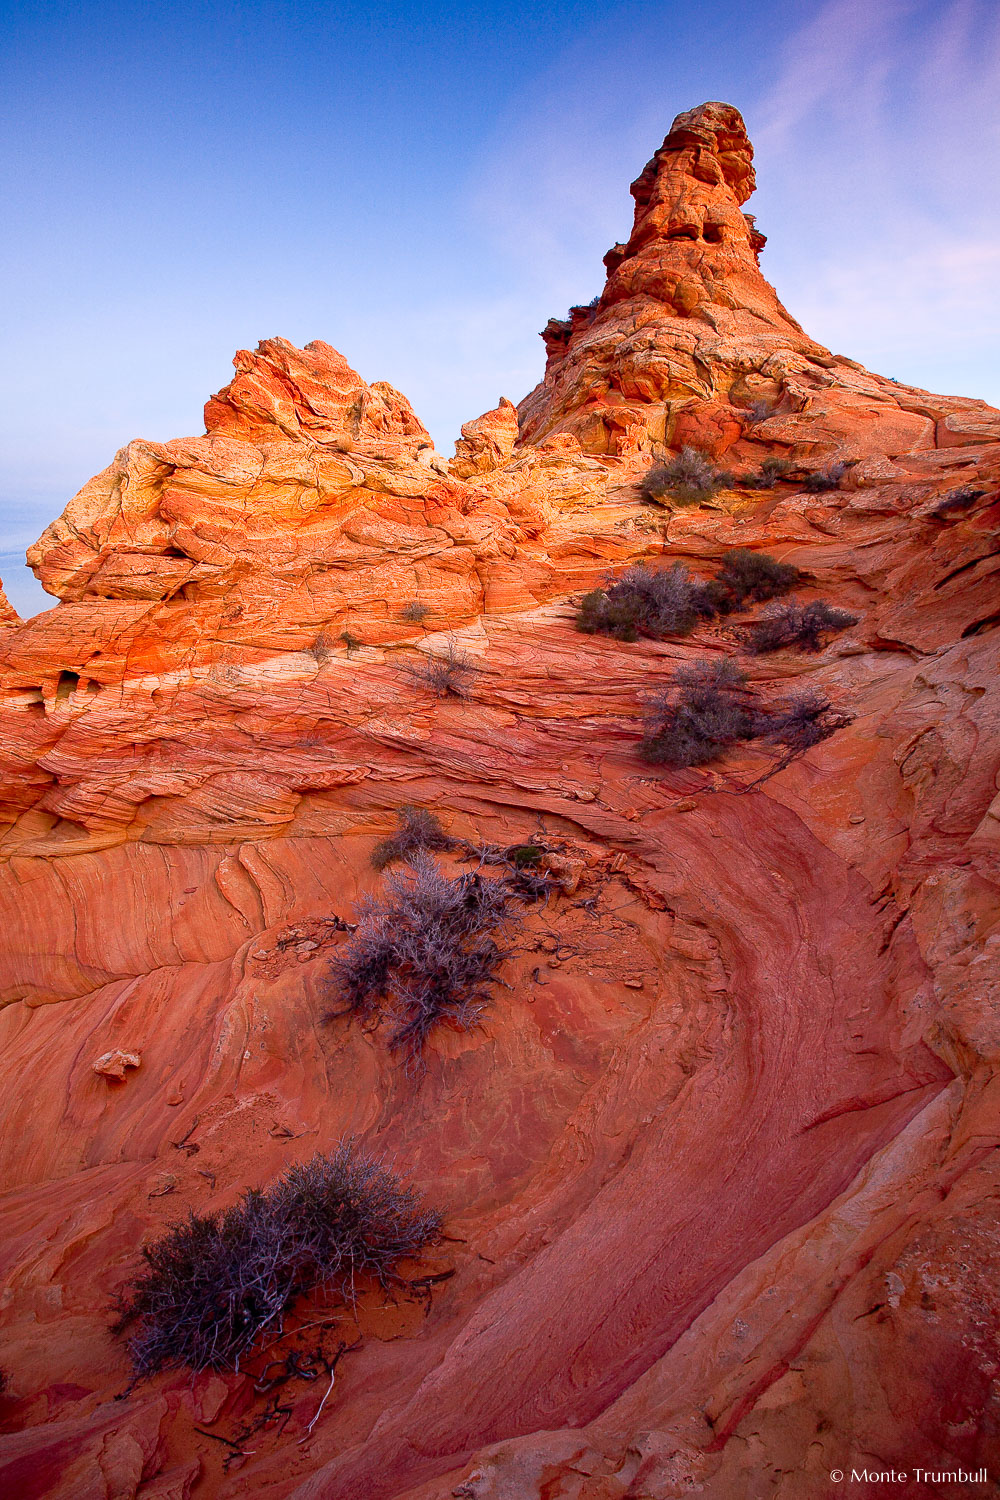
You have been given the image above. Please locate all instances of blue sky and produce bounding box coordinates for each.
[3,0,999,615]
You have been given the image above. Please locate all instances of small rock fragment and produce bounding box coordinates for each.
[92,1049,141,1081]
[542,854,587,893]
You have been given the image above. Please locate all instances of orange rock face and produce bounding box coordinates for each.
[449,398,520,478]
[1,103,999,1500]
[203,337,432,452]
[0,583,19,629]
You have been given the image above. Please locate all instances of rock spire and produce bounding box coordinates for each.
[517,101,1000,461]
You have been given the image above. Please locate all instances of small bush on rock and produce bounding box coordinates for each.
[759,691,854,753]
[710,549,801,612]
[640,658,852,771]
[577,562,716,641]
[931,486,985,519]
[400,601,430,623]
[639,447,729,507]
[576,587,637,641]
[640,659,758,767]
[112,1144,441,1377]
[325,856,520,1069]
[576,552,804,641]
[803,463,849,493]
[405,638,479,698]
[310,627,338,664]
[740,457,794,489]
[761,456,793,484]
[743,599,857,653]
[371,807,455,870]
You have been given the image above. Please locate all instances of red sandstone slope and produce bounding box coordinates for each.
[0,102,999,1500]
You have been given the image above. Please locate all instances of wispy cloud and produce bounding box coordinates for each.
[754,0,915,149]
[753,0,1000,401]
[465,2,695,312]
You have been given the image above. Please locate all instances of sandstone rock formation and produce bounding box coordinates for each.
[518,100,1000,464]
[0,103,999,1500]
[449,398,520,478]
[0,583,19,629]
[91,1048,142,1081]
[203,337,431,453]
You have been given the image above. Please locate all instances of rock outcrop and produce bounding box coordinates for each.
[449,397,520,478]
[0,103,999,1500]
[202,337,432,452]
[0,583,19,629]
[518,100,1000,464]
[2,355,649,689]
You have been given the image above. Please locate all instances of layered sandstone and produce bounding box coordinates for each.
[449,397,519,478]
[0,584,19,629]
[1,348,652,691]
[518,100,1000,464]
[1,103,999,1500]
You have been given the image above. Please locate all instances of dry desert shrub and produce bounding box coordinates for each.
[324,856,520,1070]
[112,1144,441,1377]
[931,485,986,519]
[640,659,759,767]
[744,398,775,425]
[802,462,849,493]
[640,657,851,770]
[742,599,858,654]
[404,638,479,698]
[639,446,731,507]
[739,456,793,489]
[709,548,801,612]
[760,691,854,753]
[576,562,716,642]
[371,807,455,870]
[576,550,802,643]
[400,600,430,623]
